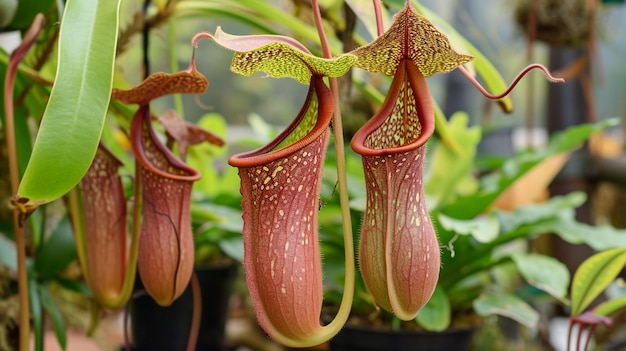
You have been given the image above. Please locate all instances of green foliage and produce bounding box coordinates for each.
[415,287,450,332]
[18,0,121,205]
[510,253,570,302]
[473,293,539,328]
[425,112,481,208]
[571,248,626,316]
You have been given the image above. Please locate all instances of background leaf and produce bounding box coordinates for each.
[39,285,66,350]
[415,287,451,331]
[34,217,77,280]
[17,0,121,205]
[511,253,570,302]
[571,248,626,316]
[438,213,499,243]
[425,112,481,208]
[473,293,539,328]
[442,120,616,219]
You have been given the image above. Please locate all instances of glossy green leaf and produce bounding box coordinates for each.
[511,253,570,302]
[17,0,121,206]
[39,285,66,350]
[571,248,626,316]
[473,293,539,328]
[415,287,451,331]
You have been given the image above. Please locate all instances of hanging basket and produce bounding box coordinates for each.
[515,0,592,47]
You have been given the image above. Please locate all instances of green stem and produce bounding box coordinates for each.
[67,188,90,285]
[311,0,355,339]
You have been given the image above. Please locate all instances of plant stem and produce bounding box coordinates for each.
[186,272,201,351]
[372,0,384,36]
[4,14,45,351]
[311,0,355,336]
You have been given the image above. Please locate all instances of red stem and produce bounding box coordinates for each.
[372,0,384,36]
[4,14,45,351]
[185,272,201,351]
[457,63,564,101]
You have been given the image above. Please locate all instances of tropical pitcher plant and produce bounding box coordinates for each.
[70,60,223,308]
[191,0,562,347]
[3,0,564,350]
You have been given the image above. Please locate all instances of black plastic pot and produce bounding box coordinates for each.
[329,324,475,351]
[130,262,238,351]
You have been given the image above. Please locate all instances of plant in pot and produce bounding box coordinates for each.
[125,111,243,351]
[185,0,589,349]
[2,2,242,350]
[321,110,626,350]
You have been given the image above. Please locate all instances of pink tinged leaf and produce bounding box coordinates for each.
[351,59,439,320]
[131,106,200,306]
[228,76,332,343]
[195,26,312,55]
[157,109,225,162]
[80,144,128,307]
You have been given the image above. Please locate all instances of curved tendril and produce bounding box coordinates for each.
[458,63,565,101]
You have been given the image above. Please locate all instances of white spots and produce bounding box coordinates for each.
[297,185,303,192]
[281,284,287,294]
[415,193,420,203]
[270,258,275,278]
[279,209,284,217]
[263,176,271,185]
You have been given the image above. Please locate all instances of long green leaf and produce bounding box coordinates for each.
[595,296,626,317]
[571,248,626,316]
[28,276,43,351]
[17,0,121,206]
[39,285,67,350]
